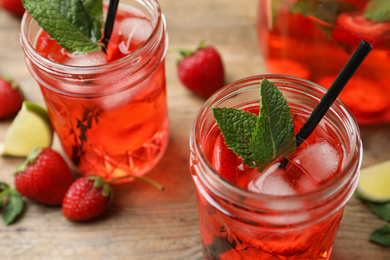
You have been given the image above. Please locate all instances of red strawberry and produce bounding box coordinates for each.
[332,12,390,48]
[0,0,25,17]
[177,42,225,98]
[15,147,75,205]
[36,31,69,63]
[105,33,142,62]
[106,41,123,62]
[212,134,239,183]
[62,176,111,221]
[0,76,24,119]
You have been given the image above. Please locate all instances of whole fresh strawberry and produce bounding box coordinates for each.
[0,0,25,17]
[62,176,111,221]
[0,76,24,119]
[15,147,75,205]
[177,42,225,98]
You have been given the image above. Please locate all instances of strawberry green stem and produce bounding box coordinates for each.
[178,41,206,58]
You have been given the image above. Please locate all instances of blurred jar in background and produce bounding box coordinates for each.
[257,0,390,124]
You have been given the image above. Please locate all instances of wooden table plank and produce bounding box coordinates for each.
[0,0,389,259]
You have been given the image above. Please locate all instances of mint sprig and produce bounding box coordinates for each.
[23,0,104,55]
[370,225,390,246]
[364,0,390,22]
[289,0,390,24]
[289,0,357,26]
[213,78,296,171]
[0,182,24,225]
[355,192,390,247]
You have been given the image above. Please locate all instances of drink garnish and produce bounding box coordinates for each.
[288,1,389,52]
[212,78,296,171]
[23,0,104,54]
[289,1,358,25]
[213,40,371,171]
[364,0,390,22]
[290,0,390,25]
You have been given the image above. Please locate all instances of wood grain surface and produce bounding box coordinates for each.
[0,0,389,259]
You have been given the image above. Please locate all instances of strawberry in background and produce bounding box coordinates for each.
[15,147,75,206]
[62,176,111,221]
[0,76,24,119]
[177,42,225,99]
[0,0,25,17]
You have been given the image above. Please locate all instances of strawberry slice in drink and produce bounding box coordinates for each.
[36,31,69,63]
[212,134,239,183]
[106,14,153,62]
[332,12,390,48]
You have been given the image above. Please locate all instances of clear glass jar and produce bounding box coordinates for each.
[257,0,390,124]
[20,0,169,182]
[190,75,362,259]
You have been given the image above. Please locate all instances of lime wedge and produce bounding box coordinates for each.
[356,161,390,203]
[1,101,53,157]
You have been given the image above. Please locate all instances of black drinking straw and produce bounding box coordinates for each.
[295,40,373,147]
[101,0,120,53]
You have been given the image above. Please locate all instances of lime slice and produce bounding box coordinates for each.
[356,161,390,203]
[1,101,53,157]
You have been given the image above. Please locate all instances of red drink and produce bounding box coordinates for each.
[257,0,390,124]
[21,0,168,182]
[190,75,362,259]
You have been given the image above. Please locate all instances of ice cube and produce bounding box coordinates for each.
[247,156,319,195]
[292,139,341,184]
[248,158,297,196]
[63,50,107,66]
[117,17,153,47]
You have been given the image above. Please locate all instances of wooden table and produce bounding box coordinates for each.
[0,1,389,259]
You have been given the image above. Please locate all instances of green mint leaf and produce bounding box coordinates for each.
[212,107,258,161]
[0,182,9,192]
[370,225,390,247]
[249,78,296,170]
[0,182,10,210]
[23,0,103,55]
[290,0,357,26]
[368,202,390,222]
[2,188,24,225]
[364,0,390,22]
[82,0,104,38]
[354,192,390,222]
[212,78,296,171]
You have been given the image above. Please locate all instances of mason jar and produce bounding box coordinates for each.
[190,75,362,259]
[21,0,169,182]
